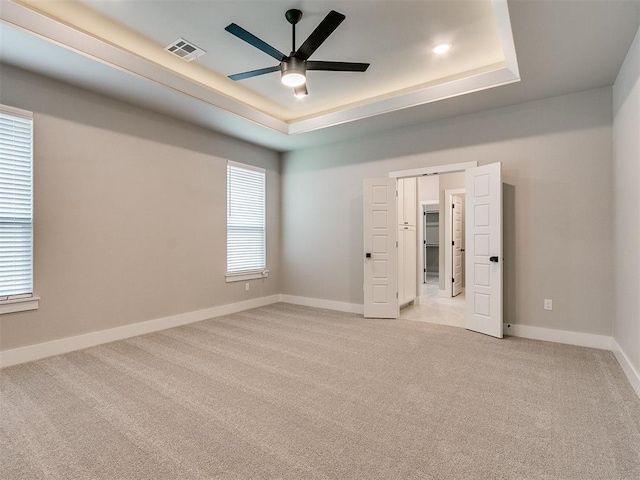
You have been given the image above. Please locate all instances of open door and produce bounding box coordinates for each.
[363,178,399,318]
[452,194,463,297]
[465,163,503,338]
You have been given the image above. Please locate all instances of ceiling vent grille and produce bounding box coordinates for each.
[165,38,206,62]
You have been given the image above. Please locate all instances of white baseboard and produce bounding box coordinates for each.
[0,295,281,368]
[277,298,614,352]
[503,323,612,350]
[3,293,636,402]
[612,339,640,399]
[279,294,364,315]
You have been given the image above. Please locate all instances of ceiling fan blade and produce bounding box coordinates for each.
[225,23,286,61]
[294,85,308,97]
[228,65,280,81]
[294,10,345,61]
[307,61,370,72]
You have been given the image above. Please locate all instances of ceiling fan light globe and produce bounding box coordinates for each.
[281,72,306,87]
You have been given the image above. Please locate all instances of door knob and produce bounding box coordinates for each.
[489,256,499,263]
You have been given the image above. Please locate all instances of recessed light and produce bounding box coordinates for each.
[432,43,453,55]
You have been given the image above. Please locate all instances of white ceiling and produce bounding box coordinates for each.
[0,0,638,151]
[74,0,507,118]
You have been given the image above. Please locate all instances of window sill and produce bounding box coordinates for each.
[226,270,269,283]
[0,296,40,315]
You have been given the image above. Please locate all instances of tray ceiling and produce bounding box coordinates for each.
[2,1,637,151]
[1,0,520,134]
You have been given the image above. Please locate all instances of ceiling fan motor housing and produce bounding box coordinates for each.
[281,56,306,75]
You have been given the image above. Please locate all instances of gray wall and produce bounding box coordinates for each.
[0,62,625,351]
[282,87,614,336]
[613,26,640,373]
[0,65,281,351]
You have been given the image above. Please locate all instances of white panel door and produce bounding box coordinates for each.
[364,178,399,318]
[452,194,463,297]
[465,163,503,338]
[399,225,417,305]
[402,178,417,226]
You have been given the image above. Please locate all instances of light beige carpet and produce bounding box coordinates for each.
[1,303,639,479]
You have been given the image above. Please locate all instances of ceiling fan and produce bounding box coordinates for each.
[225,9,370,97]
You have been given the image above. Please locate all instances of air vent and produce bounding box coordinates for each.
[164,38,206,62]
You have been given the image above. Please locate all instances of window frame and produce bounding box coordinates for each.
[225,160,268,283]
[0,104,39,314]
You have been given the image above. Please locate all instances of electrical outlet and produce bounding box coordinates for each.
[544,299,552,311]
[245,282,250,291]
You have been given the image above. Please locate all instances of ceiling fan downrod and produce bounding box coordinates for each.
[285,9,303,53]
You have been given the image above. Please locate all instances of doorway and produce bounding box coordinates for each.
[415,173,466,296]
[364,160,503,338]
[403,173,466,327]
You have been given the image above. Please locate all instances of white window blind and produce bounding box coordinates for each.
[227,161,266,274]
[0,106,33,299]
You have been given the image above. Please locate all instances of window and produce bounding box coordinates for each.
[226,161,267,281]
[0,105,38,314]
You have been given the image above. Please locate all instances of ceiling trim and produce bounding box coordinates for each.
[493,0,520,78]
[288,65,519,134]
[1,0,520,136]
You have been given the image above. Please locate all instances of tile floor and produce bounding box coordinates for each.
[399,283,465,328]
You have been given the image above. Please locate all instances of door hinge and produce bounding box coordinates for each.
[396,241,398,247]
[452,241,454,246]
[423,268,426,273]
[452,204,455,209]
[396,292,398,299]
[452,278,455,283]
[396,190,398,197]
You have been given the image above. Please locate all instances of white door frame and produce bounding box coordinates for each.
[444,188,465,297]
[389,161,477,179]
